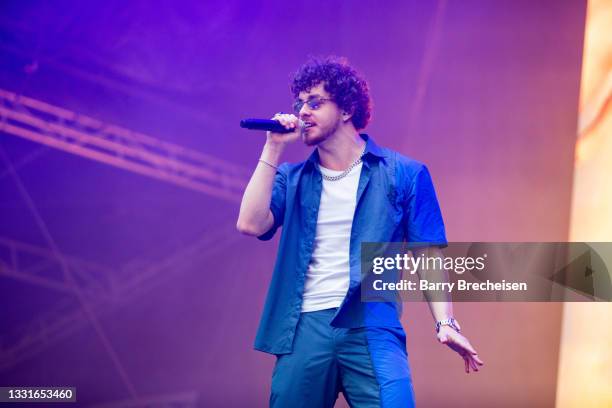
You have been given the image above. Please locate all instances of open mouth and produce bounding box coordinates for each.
[302,122,315,133]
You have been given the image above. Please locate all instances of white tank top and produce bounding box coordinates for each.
[301,162,363,312]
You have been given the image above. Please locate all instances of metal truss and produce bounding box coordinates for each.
[0,88,249,202]
[0,236,117,300]
[0,225,240,372]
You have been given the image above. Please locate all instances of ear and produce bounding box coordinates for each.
[342,108,354,122]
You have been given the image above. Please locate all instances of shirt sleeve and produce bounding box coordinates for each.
[403,164,448,247]
[257,163,288,241]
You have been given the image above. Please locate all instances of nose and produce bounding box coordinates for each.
[299,104,311,118]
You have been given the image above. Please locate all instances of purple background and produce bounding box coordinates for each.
[0,1,585,406]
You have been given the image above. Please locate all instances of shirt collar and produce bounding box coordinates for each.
[305,133,386,168]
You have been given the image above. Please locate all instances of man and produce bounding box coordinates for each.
[237,57,483,407]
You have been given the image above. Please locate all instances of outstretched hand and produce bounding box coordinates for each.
[437,326,484,373]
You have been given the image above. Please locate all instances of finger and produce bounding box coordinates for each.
[286,114,298,128]
[467,355,477,371]
[464,356,469,373]
[271,113,290,127]
[283,115,300,129]
[472,354,484,365]
[468,356,480,372]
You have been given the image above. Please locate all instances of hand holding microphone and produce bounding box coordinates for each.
[269,113,303,151]
[240,113,302,149]
[241,113,303,144]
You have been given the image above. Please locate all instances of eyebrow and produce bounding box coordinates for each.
[297,94,324,102]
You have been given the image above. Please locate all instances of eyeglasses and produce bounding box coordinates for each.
[293,97,333,114]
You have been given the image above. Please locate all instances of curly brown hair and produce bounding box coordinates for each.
[290,56,372,130]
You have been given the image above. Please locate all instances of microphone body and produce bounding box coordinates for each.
[240,118,303,134]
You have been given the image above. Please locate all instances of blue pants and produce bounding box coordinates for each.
[270,308,415,408]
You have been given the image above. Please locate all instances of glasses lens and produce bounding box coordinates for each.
[294,97,327,113]
[293,100,304,113]
[307,98,322,110]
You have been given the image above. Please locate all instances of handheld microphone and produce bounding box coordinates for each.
[240,118,304,134]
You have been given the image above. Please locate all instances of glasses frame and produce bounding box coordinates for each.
[293,97,333,114]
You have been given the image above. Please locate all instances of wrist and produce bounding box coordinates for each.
[261,142,284,163]
[435,317,461,333]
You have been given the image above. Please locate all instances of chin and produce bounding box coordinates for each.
[303,137,319,147]
[302,129,327,146]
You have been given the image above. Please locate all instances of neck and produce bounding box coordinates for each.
[317,126,366,170]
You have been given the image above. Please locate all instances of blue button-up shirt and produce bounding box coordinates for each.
[255,134,447,354]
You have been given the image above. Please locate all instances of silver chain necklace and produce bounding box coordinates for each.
[319,146,366,182]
